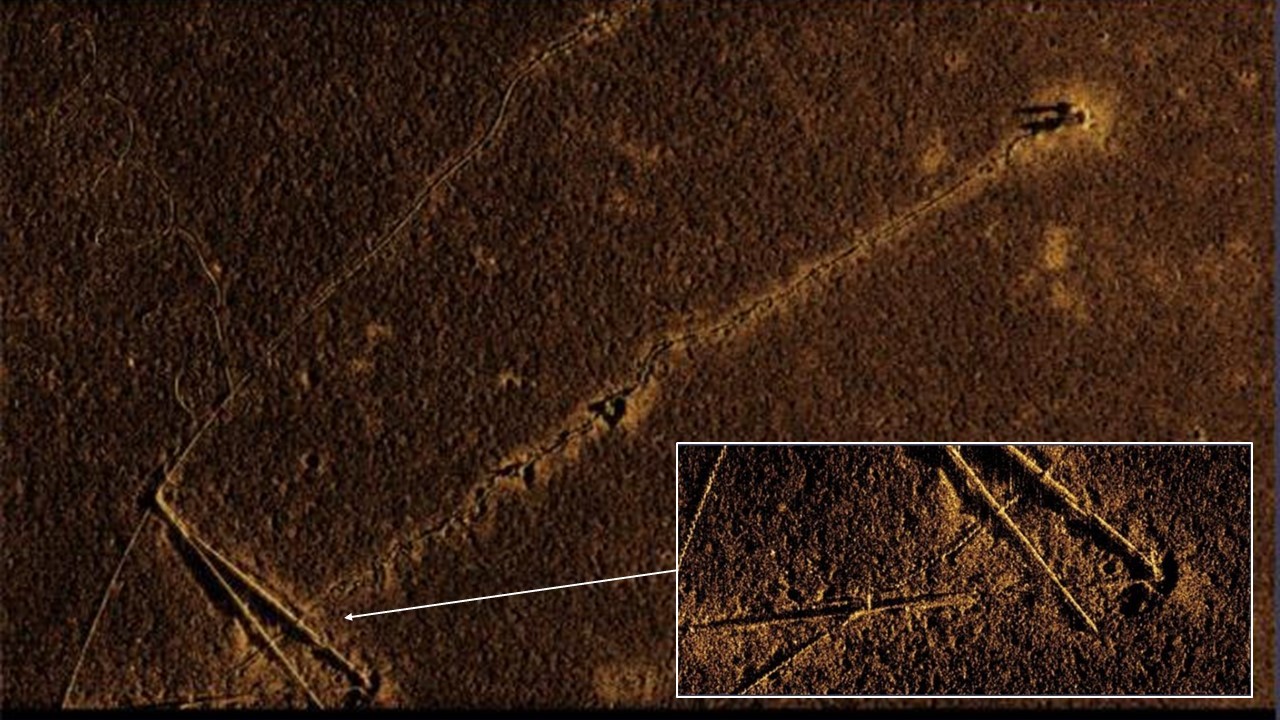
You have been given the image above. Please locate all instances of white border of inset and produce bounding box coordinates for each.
[673,441,1254,699]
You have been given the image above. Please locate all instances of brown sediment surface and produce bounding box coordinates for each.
[677,444,1250,696]
[3,0,1273,709]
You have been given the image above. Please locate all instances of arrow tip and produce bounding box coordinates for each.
[345,613,354,621]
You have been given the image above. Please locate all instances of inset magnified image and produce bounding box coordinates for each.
[675,443,1251,697]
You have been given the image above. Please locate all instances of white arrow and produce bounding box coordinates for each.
[345,568,676,620]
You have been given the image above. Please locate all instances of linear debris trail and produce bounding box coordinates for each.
[155,490,325,708]
[880,475,1022,595]
[271,4,642,358]
[395,105,1093,566]
[61,3,643,707]
[684,590,975,631]
[1003,445,1163,581]
[155,0,645,508]
[728,591,977,694]
[123,693,256,710]
[155,485,380,707]
[299,98,1103,611]
[943,447,1100,634]
[185,534,374,690]
[61,513,152,709]
[733,629,828,695]
[678,445,728,565]
[176,227,236,400]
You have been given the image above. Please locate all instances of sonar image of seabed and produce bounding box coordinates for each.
[677,444,1251,697]
[5,0,1271,711]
